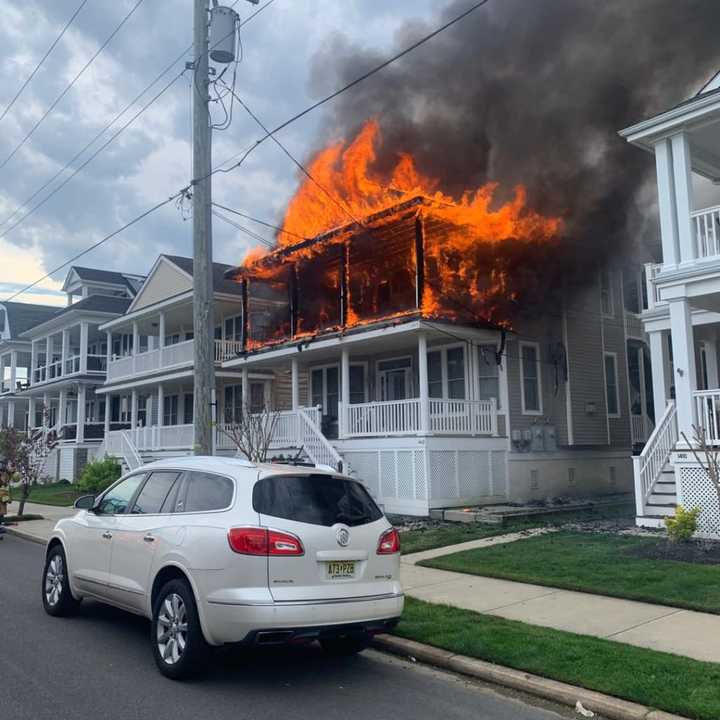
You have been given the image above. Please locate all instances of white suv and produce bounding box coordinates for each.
[42,457,403,679]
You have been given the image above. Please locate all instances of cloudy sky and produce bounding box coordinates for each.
[0,0,439,305]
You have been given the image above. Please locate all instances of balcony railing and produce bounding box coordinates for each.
[342,398,499,438]
[631,413,655,445]
[694,389,720,444]
[693,205,720,259]
[216,339,243,362]
[106,339,230,381]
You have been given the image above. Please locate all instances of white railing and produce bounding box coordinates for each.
[215,339,242,362]
[644,262,664,311]
[631,414,655,445]
[298,407,344,471]
[345,398,421,436]
[121,430,142,470]
[107,355,134,380]
[430,398,498,436]
[693,205,720,259]
[342,397,498,437]
[216,407,321,451]
[134,348,160,374]
[624,312,645,341]
[160,339,194,368]
[632,401,677,516]
[694,389,720,445]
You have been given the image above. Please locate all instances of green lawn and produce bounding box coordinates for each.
[421,531,720,614]
[395,598,720,720]
[397,503,634,555]
[10,483,82,507]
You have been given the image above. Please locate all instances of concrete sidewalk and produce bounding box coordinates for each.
[3,502,75,544]
[402,534,720,664]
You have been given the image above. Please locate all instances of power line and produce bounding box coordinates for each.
[213,0,491,178]
[212,202,308,240]
[0,70,186,243]
[0,0,278,237]
[0,0,89,124]
[4,193,182,303]
[222,83,364,227]
[212,208,274,247]
[0,0,146,172]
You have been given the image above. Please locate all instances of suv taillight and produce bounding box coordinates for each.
[227,527,304,556]
[377,527,401,554]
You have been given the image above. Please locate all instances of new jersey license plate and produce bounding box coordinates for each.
[327,561,356,579]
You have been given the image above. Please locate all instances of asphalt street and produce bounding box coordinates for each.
[1,534,573,720]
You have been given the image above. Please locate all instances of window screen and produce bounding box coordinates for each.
[253,474,382,527]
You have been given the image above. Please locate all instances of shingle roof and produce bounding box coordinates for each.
[2,302,61,338]
[66,266,145,295]
[163,255,243,295]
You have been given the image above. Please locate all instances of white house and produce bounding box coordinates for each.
[621,71,720,536]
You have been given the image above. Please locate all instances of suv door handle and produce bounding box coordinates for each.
[143,533,155,543]
[102,531,112,540]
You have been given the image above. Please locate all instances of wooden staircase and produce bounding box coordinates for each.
[638,463,677,528]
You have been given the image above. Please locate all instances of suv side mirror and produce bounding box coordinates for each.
[74,494,96,510]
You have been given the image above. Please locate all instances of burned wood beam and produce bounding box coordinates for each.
[340,239,349,328]
[289,263,299,338]
[414,213,426,310]
[240,278,249,352]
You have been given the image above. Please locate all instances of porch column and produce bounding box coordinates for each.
[291,357,299,410]
[77,386,86,443]
[241,368,249,413]
[58,389,66,434]
[132,321,139,373]
[30,341,37,386]
[105,331,112,367]
[9,350,17,393]
[157,384,164,427]
[654,139,681,268]
[104,393,111,435]
[7,400,15,428]
[61,330,69,376]
[211,387,217,455]
[418,332,430,435]
[669,298,697,440]
[637,346,648,437]
[45,335,52,379]
[670,133,696,264]
[28,396,35,430]
[42,392,49,428]
[159,312,166,348]
[648,330,669,418]
[340,347,350,439]
[131,389,139,429]
[702,339,719,389]
[79,322,89,374]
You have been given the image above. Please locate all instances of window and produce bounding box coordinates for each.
[224,385,242,422]
[184,393,194,424]
[253,474,382,527]
[349,365,366,404]
[224,315,242,342]
[600,270,614,316]
[131,472,181,514]
[478,344,500,407]
[604,352,620,417]
[520,342,542,414]
[181,472,234,512]
[377,357,412,401]
[164,395,179,426]
[426,346,466,400]
[447,347,466,399]
[0,309,5,333]
[96,474,145,515]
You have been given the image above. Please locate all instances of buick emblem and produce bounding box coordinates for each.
[336,527,350,547]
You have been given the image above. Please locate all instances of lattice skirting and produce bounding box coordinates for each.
[678,465,720,539]
[343,447,506,514]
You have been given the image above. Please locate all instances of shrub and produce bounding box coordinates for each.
[76,456,122,494]
[665,505,700,543]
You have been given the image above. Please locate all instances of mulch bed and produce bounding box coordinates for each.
[628,539,720,565]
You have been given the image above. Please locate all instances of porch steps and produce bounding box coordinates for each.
[636,464,677,529]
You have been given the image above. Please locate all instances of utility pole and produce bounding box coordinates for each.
[192,0,215,455]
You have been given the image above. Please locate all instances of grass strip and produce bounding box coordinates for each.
[395,597,720,720]
[10,483,82,507]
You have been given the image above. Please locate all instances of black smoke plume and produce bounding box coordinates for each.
[307,0,720,273]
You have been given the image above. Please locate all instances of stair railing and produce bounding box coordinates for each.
[297,408,346,473]
[120,430,142,471]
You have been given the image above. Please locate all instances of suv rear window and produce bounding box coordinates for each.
[253,474,382,527]
[181,471,234,512]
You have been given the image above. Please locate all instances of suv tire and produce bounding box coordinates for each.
[42,545,81,616]
[152,578,210,680]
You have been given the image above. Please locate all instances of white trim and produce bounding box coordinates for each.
[603,351,621,418]
[599,269,614,317]
[519,341,543,416]
[425,342,468,401]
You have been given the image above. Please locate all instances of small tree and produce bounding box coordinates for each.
[217,404,280,462]
[681,424,720,533]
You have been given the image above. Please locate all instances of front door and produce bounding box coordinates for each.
[311,366,339,437]
[378,358,413,401]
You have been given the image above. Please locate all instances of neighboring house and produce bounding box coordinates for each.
[0,301,62,430]
[621,71,720,536]
[14,267,145,481]
[100,200,642,516]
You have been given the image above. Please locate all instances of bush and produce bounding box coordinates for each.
[76,456,122,494]
[665,505,700,543]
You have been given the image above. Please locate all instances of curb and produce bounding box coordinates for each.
[372,635,689,720]
[4,527,47,545]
